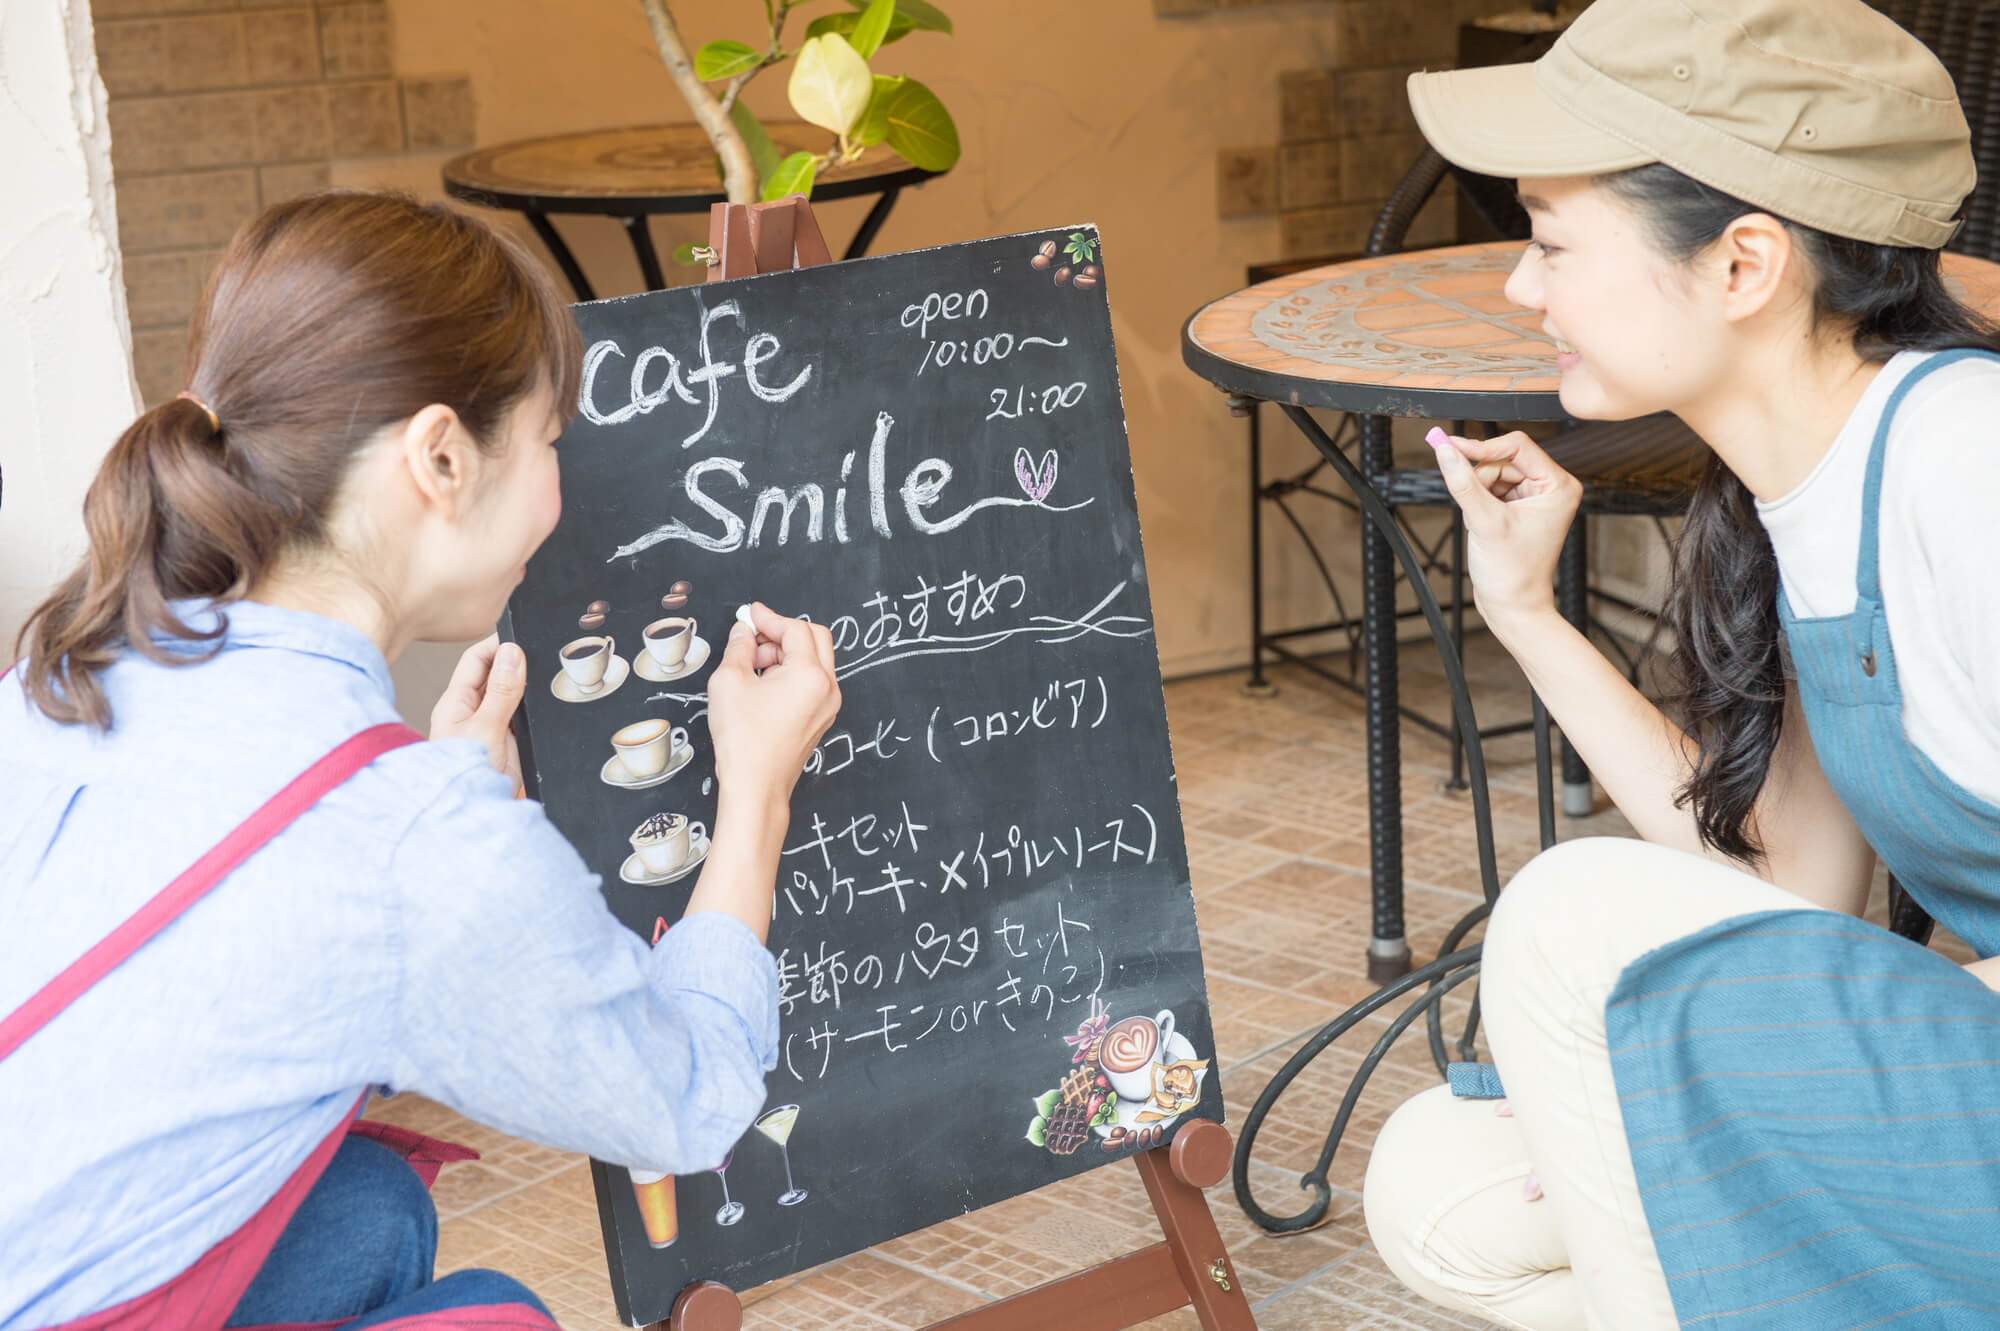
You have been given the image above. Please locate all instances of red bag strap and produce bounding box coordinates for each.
[0,722,422,1063]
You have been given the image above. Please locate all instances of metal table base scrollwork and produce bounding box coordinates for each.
[1181,243,1570,1233]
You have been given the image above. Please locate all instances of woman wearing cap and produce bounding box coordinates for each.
[1359,1,2000,1328]
[0,193,839,1329]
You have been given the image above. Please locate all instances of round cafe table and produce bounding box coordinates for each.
[1181,240,2000,1234]
[1183,241,2000,975]
[443,121,943,301]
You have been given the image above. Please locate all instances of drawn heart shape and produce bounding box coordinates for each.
[1014,448,1058,503]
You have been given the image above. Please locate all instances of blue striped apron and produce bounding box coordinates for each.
[1607,347,2000,1328]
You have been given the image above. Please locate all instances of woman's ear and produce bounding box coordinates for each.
[1716,212,1798,326]
[399,403,477,520]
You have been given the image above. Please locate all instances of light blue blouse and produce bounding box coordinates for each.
[0,600,778,1329]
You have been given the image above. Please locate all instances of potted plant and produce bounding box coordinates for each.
[640,0,961,210]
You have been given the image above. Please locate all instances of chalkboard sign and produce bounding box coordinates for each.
[503,225,1218,1326]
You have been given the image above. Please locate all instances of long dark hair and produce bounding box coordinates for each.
[14,191,582,730]
[1599,164,2000,862]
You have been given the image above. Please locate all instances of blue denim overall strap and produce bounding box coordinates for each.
[1776,347,2000,954]
[1602,348,2000,1328]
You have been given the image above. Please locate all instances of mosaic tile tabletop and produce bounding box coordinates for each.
[1188,241,2000,397]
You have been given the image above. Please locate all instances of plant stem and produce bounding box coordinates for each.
[717,0,793,116]
[640,0,758,204]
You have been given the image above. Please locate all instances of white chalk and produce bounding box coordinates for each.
[735,603,757,633]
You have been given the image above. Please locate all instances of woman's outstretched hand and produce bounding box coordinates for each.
[1426,427,1582,635]
[430,634,527,795]
[706,602,841,818]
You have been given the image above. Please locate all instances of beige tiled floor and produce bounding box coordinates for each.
[364,631,1764,1329]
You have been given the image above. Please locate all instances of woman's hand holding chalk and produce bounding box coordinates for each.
[735,603,757,634]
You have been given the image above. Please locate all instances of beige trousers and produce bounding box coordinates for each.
[1361,837,1836,1331]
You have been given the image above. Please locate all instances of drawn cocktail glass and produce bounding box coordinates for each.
[755,1104,808,1206]
[712,1148,744,1226]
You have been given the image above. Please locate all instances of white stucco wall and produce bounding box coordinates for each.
[0,0,139,652]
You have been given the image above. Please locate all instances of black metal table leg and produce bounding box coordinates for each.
[1226,404,1509,1237]
[842,186,903,261]
[1245,401,1276,698]
[1357,413,1410,983]
[524,210,596,303]
[623,215,667,292]
[1556,517,1593,816]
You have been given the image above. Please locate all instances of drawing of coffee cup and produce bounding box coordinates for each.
[610,719,687,779]
[630,812,706,874]
[643,616,697,670]
[1101,1009,1176,1103]
[559,635,615,692]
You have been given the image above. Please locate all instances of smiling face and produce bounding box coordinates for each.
[1505,175,1737,421]
[412,381,566,644]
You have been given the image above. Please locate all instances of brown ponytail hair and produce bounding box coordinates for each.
[14,191,582,730]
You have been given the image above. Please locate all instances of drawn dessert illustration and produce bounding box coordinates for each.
[550,631,628,702]
[755,1103,809,1206]
[620,810,709,886]
[1025,999,1210,1156]
[1028,232,1101,291]
[600,719,694,791]
[633,612,709,683]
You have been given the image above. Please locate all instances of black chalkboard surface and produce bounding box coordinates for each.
[503,225,1217,1326]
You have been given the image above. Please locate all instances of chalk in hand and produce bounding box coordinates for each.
[735,604,757,634]
[1425,426,1451,449]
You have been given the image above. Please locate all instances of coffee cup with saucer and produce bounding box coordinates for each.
[551,635,628,703]
[634,620,710,683]
[621,817,711,885]
[600,722,693,790]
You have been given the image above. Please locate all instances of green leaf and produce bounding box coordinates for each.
[1032,1089,1061,1118]
[883,76,959,171]
[789,32,874,136]
[806,11,916,44]
[729,100,784,188]
[761,150,819,201]
[854,73,905,147]
[848,0,896,59]
[672,242,700,265]
[848,0,953,33]
[1026,1116,1047,1147]
[694,39,762,81]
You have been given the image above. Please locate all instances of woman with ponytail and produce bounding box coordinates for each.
[1357,2,2000,1328]
[0,192,839,1330]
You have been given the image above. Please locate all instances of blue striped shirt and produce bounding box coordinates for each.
[0,600,778,1328]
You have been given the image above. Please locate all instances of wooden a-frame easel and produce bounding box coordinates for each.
[647,194,1257,1331]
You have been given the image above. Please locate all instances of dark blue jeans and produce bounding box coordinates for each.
[226,1135,550,1328]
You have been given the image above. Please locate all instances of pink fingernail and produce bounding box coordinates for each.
[1425,426,1450,449]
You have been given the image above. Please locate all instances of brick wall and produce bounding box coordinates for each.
[1199,0,1477,256]
[94,0,477,404]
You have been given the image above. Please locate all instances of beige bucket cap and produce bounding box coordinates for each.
[1407,0,1975,248]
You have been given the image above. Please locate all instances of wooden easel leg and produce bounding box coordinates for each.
[706,202,756,282]
[1137,1122,1256,1330]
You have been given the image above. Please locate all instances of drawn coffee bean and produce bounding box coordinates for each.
[1054,266,1072,285]
[1031,254,1051,271]
[669,580,692,596]
[579,612,606,630]
[1073,269,1099,291]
